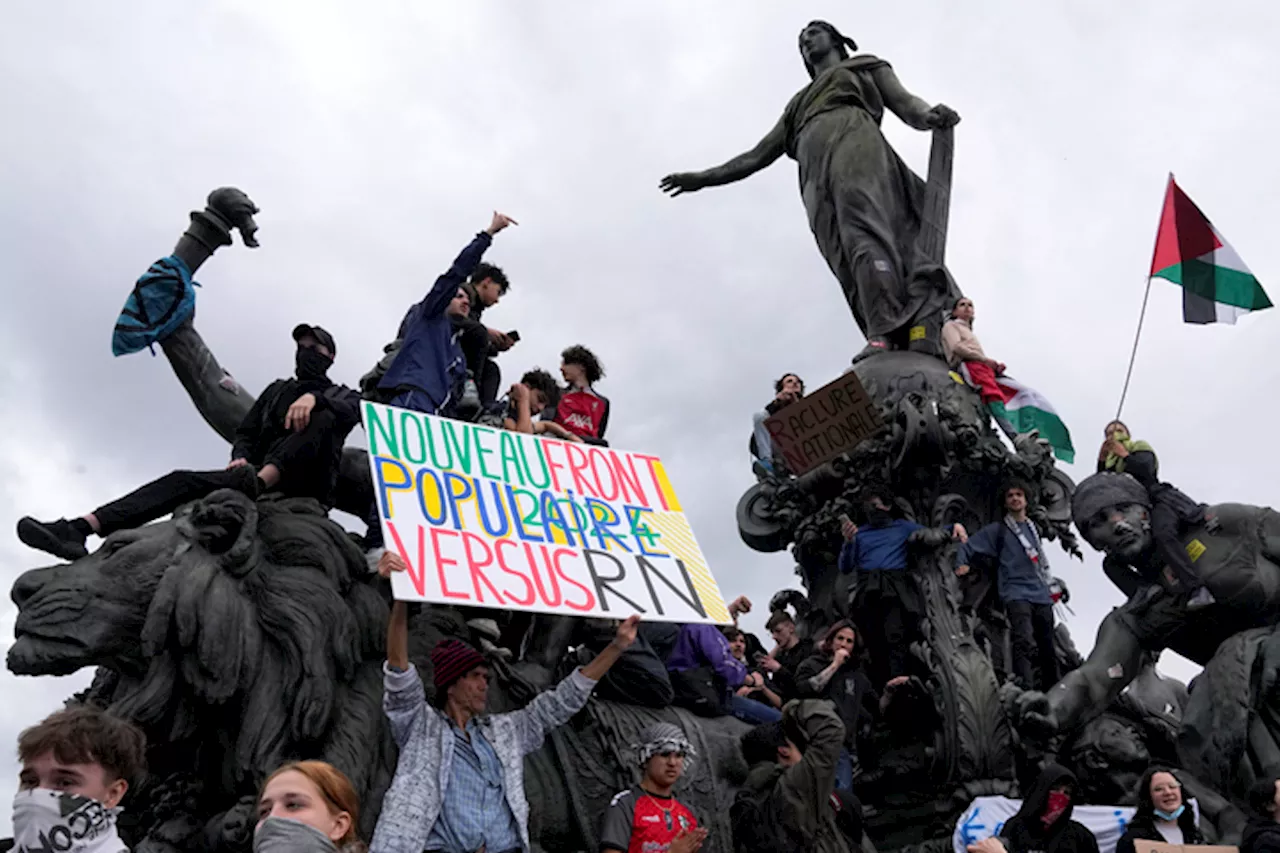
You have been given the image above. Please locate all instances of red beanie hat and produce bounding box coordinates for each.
[431,639,487,693]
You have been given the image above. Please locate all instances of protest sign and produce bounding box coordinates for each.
[363,402,731,624]
[1135,843,1235,853]
[763,371,883,475]
[953,796,1137,853]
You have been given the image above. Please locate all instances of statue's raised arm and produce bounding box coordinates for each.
[658,20,964,361]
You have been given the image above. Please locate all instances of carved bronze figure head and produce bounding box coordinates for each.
[799,20,857,78]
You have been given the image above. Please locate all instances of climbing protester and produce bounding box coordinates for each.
[967,764,1098,853]
[599,723,707,853]
[838,488,966,684]
[13,706,146,853]
[1096,420,1213,608]
[734,701,853,853]
[373,211,516,415]
[726,627,783,710]
[796,620,903,790]
[1114,767,1203,853]
[496,369,580,441]
[750,373,804,475]
[18,325,361,561]
[553,345,611,444]
[666,599,781,725]
[760,610,814,703]
[371,590,641,853]
[459,256,517,408]
[1242,776,1280,853]
[955,482,1060,692]
[256,761,364,853]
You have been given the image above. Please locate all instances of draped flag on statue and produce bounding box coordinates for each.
[1151,174,1270,325]
[954,368,1075,464]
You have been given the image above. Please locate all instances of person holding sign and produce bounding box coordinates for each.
[750,373,805,476]
[554,345,611,445]
[370,572,641,853]
[1115,767,1204,853]
[18,325,361,561]
[966,764,1099,853]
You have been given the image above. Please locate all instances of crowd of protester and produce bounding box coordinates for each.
[6,218,1236,853]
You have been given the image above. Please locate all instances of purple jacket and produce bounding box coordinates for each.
[665,624,746,688]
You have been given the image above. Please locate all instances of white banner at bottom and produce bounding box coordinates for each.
[954,796,1138,853]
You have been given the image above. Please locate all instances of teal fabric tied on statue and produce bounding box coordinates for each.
[112,255,200,356]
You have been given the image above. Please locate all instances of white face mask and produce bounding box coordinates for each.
[12,788,127,853]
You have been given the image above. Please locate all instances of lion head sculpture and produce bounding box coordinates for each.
[8,490,393,851]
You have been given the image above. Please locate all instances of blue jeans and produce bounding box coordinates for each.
[728,695,782,725]
[835,749,854,791]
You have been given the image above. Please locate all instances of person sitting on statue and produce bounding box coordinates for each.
[370,587,640,853]
[750,373,804,475]
[13,706,147,853]
[488,369,580,442]
[966,764,1099,853]
[457,258,518,410]
[837,488,967,685]
[955,482,1060,692]
[665,597,782,725]
[18,324,361,561]
[373,211,516,416]
[599,723,707,853]
[1242,776,1280,853]
[941,296,1019,441]
[733,701,856,853]
[1114,767,1204,853]
[796,620,908,791]
[1097,420,1214,608]
[725,627,783,710]
[256,761,365,853]
[552,345,611,445]
[759,610,814,703]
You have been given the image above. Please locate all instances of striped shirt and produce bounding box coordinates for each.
[425,718,521,853]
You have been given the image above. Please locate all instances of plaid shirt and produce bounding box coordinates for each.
[425,718,520,853]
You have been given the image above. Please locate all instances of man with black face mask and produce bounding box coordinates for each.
[16,325,361,561]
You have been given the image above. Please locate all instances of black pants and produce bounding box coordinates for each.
[458,322,502,407]
[853,595,911,682]
[1005,600,1058,691]
[1151,501,1203,590]
[94,411,338,535]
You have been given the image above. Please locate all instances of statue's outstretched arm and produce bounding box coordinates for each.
[659,115,787,195]
[1043,609,1146,732]
[872,65,959,132]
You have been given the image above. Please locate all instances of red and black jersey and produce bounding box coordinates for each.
[599,787,698,853]
[554,386,610,442]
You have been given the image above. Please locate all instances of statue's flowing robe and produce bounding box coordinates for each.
[783,55,959,342]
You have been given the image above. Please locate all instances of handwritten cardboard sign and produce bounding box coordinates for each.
[363,402,731,624]
[764,372,883,475]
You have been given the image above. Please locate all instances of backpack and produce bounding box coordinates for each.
[730,786,791,853]
[360,340,403,402]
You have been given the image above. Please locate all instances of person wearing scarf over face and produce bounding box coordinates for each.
[16,323,363,561]
[969,764,1099,853]
[1115,767,1204,853]
[255,761,366,853]
[1096,421,1214,608]
[1242,776,1280,853]
[12,707,146,853]
[599,724,707,853]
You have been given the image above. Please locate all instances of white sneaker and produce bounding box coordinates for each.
[1187,587,1216,609]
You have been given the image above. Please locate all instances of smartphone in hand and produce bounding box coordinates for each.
[507,330,521,343]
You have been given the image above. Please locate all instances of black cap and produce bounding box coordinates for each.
[292,323,336,357]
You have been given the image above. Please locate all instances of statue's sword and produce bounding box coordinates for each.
[915,125,954,267]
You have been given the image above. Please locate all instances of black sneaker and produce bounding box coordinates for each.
[16,517,90,561]
[226,463,261,498]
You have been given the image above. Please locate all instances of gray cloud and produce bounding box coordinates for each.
[3,0,1278,834]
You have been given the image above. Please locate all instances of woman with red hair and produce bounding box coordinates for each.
[256,760,365,853]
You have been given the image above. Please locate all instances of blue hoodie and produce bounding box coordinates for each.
[378,232,492,413]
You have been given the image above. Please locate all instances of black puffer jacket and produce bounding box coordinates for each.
[1001,764,1100,853]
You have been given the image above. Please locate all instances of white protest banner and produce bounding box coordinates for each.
[954,796,1138,853]
[363,402,731,624]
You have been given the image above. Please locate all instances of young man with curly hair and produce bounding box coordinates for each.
[553,345,611,444]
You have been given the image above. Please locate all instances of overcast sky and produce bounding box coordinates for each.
[2,0,1277,834]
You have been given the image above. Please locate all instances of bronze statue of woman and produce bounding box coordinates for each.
[661,21,962,361]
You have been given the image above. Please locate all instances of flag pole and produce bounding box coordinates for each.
[1115,275,1153,420]
[1116,172,1174,420]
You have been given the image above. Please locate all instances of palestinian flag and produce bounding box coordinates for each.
[956,365,1075,464]
[1151,174,1270,324]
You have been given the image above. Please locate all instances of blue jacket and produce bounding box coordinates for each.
[838,519,923,573]
[956,519,1052,605]
[379,232,492,413]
